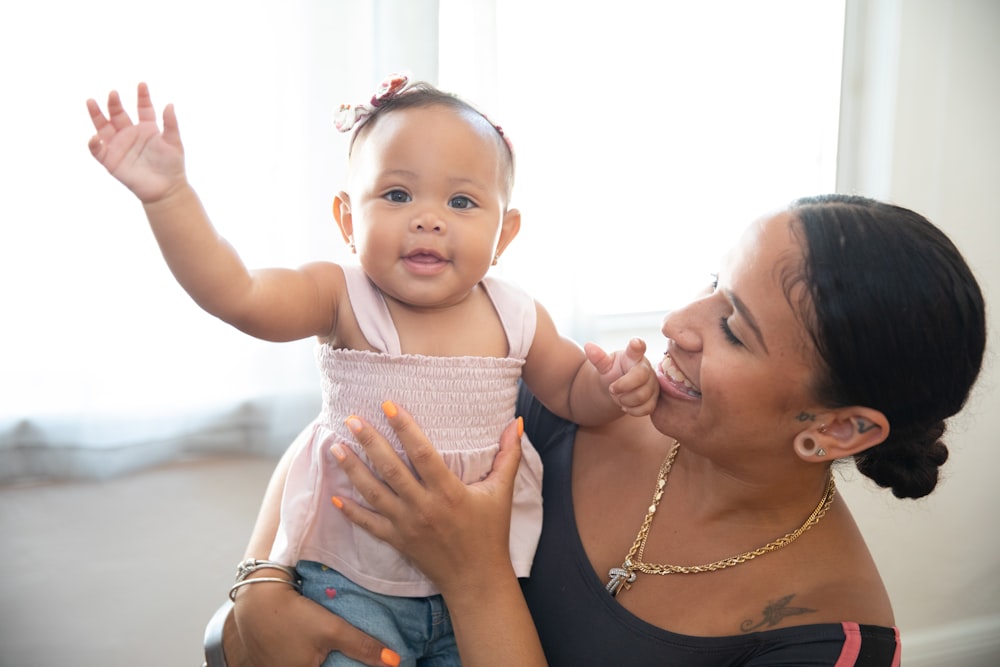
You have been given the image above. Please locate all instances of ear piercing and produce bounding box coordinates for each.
[815,423,827,456]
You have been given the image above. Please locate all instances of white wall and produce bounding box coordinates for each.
[836,1,1000,663]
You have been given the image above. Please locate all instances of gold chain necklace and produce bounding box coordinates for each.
[606,442,837,597]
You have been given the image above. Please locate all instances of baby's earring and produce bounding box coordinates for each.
[348,235,356,254]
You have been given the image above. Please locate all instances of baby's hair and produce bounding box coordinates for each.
[348,82,516,205]
[788,194,985,499]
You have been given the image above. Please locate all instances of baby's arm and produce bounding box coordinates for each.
[521,302,658,427]
[87,84,341,342]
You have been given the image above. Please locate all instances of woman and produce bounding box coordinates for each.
[220,195,985,666]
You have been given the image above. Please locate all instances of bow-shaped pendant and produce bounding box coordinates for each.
[606,566,637,597]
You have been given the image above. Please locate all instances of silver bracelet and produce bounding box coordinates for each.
[228,576,302,602]
[234,558,298,583]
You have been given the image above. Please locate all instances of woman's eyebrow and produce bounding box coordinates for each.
[726,289,769,353]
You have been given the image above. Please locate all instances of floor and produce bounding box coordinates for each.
[0,456,277,667]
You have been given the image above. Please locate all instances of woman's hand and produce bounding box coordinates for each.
[332,402,548,666]
[224,579,401,667]
[333,402,523,598]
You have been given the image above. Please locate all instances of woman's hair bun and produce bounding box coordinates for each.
[854,422,949,499]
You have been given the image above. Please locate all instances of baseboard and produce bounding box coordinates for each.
[903,613,1000,666]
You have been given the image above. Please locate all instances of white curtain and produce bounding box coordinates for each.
[0,0,844,481]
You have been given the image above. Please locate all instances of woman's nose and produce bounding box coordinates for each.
[661,302,703,352]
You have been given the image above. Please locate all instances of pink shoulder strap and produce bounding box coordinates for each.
[341,265,401,354]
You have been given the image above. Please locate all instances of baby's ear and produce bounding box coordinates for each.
[333,192,352,243]
[494,208,521,259]
[793,407,889,462]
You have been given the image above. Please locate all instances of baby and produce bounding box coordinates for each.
[87,75,657,667]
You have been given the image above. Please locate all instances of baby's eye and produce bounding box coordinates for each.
[449,195,476,210]
[385,190,411,203]
[710,272,720,290]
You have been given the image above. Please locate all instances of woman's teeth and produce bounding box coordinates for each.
[662,354,701,397]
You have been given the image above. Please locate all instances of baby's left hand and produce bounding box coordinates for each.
[585,338,659,417]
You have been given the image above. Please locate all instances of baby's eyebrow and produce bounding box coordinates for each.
[380,168,418,180]
[446,175,488,190]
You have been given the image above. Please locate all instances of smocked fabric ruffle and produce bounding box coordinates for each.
[317,347,524,459]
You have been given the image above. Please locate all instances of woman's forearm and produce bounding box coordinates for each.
[444,571,547,667]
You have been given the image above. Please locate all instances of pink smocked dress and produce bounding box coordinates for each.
[270,265,544,597]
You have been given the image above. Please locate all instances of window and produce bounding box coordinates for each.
[443,0,846,349]
[0,1,845,476]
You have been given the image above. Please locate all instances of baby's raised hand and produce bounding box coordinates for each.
[87,83,185,204]
[584,338,659,417]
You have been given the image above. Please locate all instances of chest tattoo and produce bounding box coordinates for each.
[740,594,817,632]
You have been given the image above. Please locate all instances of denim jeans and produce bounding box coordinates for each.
[298,560,460,667]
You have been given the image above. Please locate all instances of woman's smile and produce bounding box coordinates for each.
[658,352,701,399]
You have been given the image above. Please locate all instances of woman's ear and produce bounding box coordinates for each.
[793,407,889,462]
[333,192,353,245]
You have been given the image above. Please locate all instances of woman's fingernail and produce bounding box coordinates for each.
[330,442,346,461]
[331,495,344,509]
[381,647,401,667]
[381,400,398,418]
[345,415,363,434]
[517,416,524,438]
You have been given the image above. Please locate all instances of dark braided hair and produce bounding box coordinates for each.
[788,194,985,498]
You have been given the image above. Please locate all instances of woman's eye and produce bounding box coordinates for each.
[719,317,743,346]
[449,195,475,210]
[385,190,411,203]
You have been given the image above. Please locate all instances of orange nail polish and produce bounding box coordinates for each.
[380,648,401,667]
[330,442,346,461]
[381,400,398,418]
[331,496,344,509]
[345,415,363,434]
[517,416,524,438]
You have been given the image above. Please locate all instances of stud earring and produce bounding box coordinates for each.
[815,448,827,457]
[492,253,500,266]
[348,235,356,254]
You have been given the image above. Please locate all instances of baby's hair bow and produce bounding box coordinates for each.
[333,73,513,156]
[334,73,413,133]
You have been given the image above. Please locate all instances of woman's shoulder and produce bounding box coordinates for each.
[803,501,896,626]
[735,504,895,631]
[698,480,894,631]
